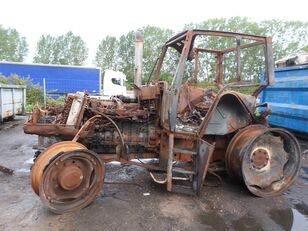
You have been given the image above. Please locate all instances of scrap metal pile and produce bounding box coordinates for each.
[24,30,302,214]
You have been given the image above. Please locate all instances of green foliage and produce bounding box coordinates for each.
[46,97,65,107]
[26,86,44,107]
[0,74,27,85]
[94,18,307,88]
[183,17,308,84]
[94,26,173,89]
[117,31,137,88]
[95,36,118,70]
[183,18,264,83]
[229,86,258,95]
[32,35,56,64]
[260,19,308,60]
[191,81,220,92]
[26,18,308,100]
[33,31,89,65]
[140,26,173,82]
[0,74,66,111]
[0,74,44,112]
[0,25,28,62]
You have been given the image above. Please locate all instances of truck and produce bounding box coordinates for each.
[102,69,127,97]
[0,62,101,97]
[0,62,128,98]
[24,30,302,214]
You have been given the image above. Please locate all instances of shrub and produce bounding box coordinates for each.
[47,97,65,107]
[0,74,44,111]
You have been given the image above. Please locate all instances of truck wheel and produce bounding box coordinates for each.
[226,125,301,197]
[31,141,104,214]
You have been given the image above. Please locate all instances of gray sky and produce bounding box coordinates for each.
[1,0,307,65]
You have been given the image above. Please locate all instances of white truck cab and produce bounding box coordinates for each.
[103,69,127,97]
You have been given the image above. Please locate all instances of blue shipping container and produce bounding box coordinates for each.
[260,65,308,134]
[0,62,101,95]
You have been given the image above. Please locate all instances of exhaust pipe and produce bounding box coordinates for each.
[134,32,144,88]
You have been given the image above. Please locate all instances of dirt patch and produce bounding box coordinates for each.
[159,195,198,224]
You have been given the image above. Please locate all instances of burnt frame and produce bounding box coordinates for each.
[153,29,274,132]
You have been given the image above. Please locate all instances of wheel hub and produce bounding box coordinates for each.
[30,141,105,214]
[250,148,269,169]
[57,163,83,190]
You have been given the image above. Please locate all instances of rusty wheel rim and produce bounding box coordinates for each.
[242,128,301,197]
[39,149,104,214]
[30,141,104,214]
[31,141,87,195]
[226,126,301,197]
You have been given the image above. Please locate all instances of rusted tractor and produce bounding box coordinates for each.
[24,30,301,214]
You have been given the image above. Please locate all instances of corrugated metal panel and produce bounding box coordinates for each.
[0,84,26,122]
[0,62,101,95]
[260,65,308,134]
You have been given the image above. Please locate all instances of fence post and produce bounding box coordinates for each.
[43,78,46,107]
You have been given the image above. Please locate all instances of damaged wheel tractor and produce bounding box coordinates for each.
[24,30,301,213]
[31,141,104,214]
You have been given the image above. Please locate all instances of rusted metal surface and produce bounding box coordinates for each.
[31,141,86,195]
[225,125,301,197]
[134,32,144,88]
[194,139,215,195]
[177,82,215,114]
[23,30,301,213]
[59,95,74,124]
[136,85,160,100]
[24,123,80,137]
[250,148,270,169]
[166,133,174,191]
[31,141,104,214]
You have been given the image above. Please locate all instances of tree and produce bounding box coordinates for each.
[0,25,28,62]
[116,31,136,87]
[260,19,308,60]
[33,31,88,65]
[94,26,173,88]
[183,17,308,83]
[183,17,267,83]
[94,18,308,87]
[95,30,138,88]
[32,35,56,64]
[140,26,173,83]
[57,32,88,65]
[95,36,118,70]
[115,27,174,87]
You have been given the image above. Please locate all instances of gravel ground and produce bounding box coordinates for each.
[0,116,307,231]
